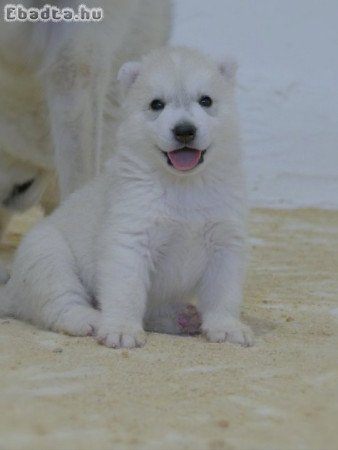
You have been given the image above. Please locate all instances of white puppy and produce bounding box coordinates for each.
[0,0,171,280]
[0,47,254,348]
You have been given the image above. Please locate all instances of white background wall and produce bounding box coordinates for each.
[172,0,338,208]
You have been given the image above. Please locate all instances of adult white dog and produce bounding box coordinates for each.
[0,47,254,349]
[0,0,172,280]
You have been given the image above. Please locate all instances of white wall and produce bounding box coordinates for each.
[172,0,338,208]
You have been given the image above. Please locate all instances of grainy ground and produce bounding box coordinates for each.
[0,208,337,450]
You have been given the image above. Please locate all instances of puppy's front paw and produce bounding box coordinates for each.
[203,317,254,347]
[97,325,146,349]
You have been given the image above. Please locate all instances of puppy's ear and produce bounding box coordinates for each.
[118,61,141,91]
[218,57,238,83]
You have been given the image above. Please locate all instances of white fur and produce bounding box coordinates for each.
[0,47,254,348]
[0,0,172,280]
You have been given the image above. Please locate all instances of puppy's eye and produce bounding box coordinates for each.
[199,96,213,108]
[150,99,165,111]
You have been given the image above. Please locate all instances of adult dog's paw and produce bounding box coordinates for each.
[97,325,146,349]
[203,317,254,347]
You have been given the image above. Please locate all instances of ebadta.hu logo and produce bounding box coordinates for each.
[3,3,104,22]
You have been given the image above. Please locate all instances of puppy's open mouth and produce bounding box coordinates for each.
[163,148,206,172]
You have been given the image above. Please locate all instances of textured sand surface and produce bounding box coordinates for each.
[0,208,337,450]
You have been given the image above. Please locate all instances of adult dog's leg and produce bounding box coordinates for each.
[0,208,11,239]
[39,172,59,216]
[0,208,11,283]
[40,25,111,199]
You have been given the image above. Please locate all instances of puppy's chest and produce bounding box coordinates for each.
[149,218,215,285]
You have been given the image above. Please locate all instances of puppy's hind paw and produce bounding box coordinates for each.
[97,326,146,349]
[203,317,254,347]
[54,307,101,337]
[177,304,202,335]
[144,302,201,335]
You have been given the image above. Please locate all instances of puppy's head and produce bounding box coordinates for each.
[117,47,238,175]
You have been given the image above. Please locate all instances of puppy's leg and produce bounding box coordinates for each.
[197,245,254,347]
[7,223,100,335]
[144,302,201,335]
[97,238,152,349]
[40,27,111,199]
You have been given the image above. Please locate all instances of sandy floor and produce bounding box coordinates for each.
[0,208,337,450]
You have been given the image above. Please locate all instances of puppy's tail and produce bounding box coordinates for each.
[0,284,13,317]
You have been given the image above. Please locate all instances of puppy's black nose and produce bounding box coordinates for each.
[173,122,197,144]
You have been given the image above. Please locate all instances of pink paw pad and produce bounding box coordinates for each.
[177,304,202,335]
[86,325,97,337]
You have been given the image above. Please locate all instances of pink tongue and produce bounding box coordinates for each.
[168,149,202,171]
